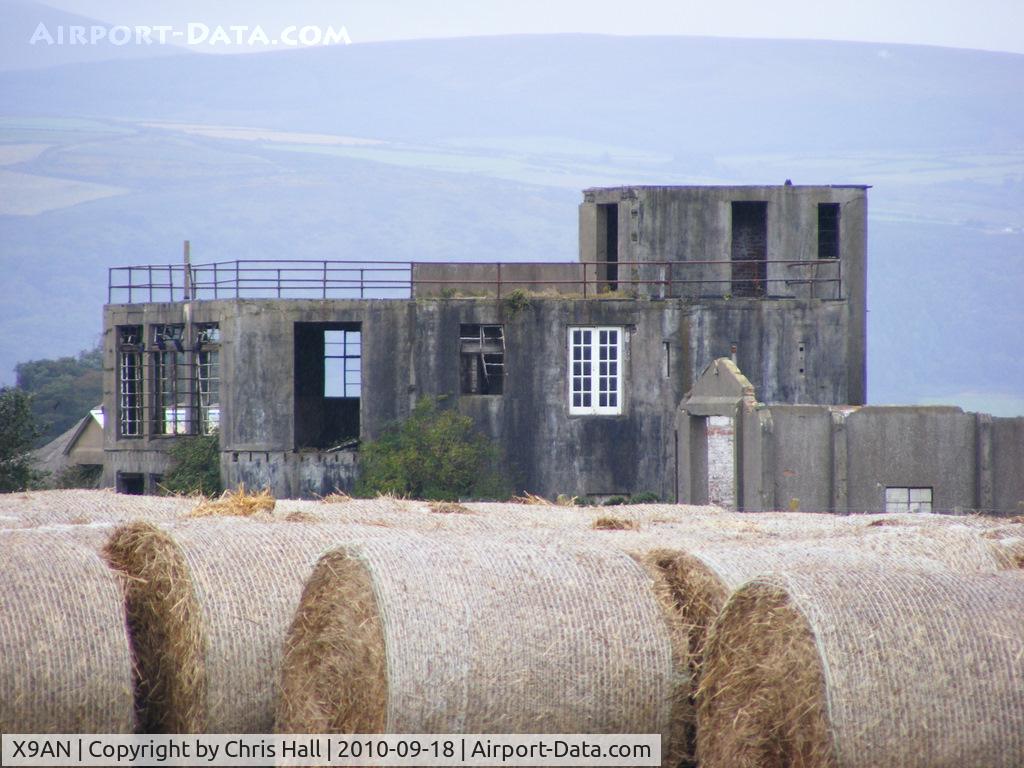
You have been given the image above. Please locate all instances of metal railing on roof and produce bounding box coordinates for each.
[107,258,842,303]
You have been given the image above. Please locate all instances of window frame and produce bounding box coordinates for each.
[117,325,144,438]
[568,326,624,416]
[324,328,362,399]
[884,486,933,514]
[459,324,505,396]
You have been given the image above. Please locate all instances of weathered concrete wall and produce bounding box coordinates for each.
[688,299,852,404]
[728,405,1023,515]
[101,292,863,498]
[760,406,835,513]
[104,296,691,498]
[991,417,1024,515]
[580,185,867,403]
[412,263,582,297]
[222,449,358,499]
[844,407,978,513]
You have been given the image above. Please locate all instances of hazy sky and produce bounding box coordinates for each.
[30,0,1024,55]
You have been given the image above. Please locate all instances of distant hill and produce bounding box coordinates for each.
[0,34,1021,412]
[0,0,192,71]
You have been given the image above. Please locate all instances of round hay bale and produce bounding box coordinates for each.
[663,525,1009,666]
[646,527,1010,762]
[103,518,412,733]
[0,530,135,732]
[0,489,194,528]
[698,568,1024,768]
[277,538,688,767]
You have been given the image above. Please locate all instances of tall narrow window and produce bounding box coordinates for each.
[818,203,840,259]
[117,326,143,437]
[460,324,505,395]
[324,329,361,398]
[731,201,767,297]
[569,326,623,415]
[151,324,189,435]
[195,324,220,435]
[597,203,619,290]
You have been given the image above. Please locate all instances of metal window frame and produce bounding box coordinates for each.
[194,323,220,435]
[324,329,362,399]
[117,326,144,438]
[150,324,191,436]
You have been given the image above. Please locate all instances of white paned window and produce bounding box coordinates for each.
[569,326,623,415]
[885,486,933,514]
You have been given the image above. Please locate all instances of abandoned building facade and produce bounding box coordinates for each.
[96,184,1023,514]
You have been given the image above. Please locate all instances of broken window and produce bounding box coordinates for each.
[324,329,361,398]
[151,324,190,435]
[569,326,623,415]
[731,201,767,297]
[885,487,932,514]
[818,203,840,259]
[117,326,143,437]
[195,324,220,435]
[460,324,505,395]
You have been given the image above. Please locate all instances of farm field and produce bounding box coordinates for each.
[1,489,1022,766]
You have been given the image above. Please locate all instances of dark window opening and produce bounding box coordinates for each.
[117,472,145,495]
[818,203,840,259]
[295,322,361,449]
[151,324,189,435]
[117,326,143,438]
[731,201,767,297]
[597,203,619,290]
[460,325,505,395]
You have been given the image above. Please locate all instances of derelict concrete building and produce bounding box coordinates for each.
[101,184,868,500]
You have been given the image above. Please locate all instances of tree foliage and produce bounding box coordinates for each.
[161,434,222,496]
[0,387,43,492]
[16,344,103,446]
[356,397,509,501]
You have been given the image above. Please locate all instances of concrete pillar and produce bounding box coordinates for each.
[976,412,994,513]
[830,410,849,514]
[759,409,776,511]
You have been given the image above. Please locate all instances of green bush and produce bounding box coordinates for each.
[161,434,222,496]
[356,397,509,501]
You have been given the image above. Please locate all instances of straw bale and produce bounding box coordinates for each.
[0,530,135,732]
[0,488,194,527]
[103,518,413,733]
[649,526,1010,761]
[664,525,1007,668]
[187,485,275,518]
[277,537,688,767]
[698,568,1024,768]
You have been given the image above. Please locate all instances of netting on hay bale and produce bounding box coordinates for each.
[0,489,194,528]
[641,524,1014,759]
[276,537,690,768]
[698,568,1024,768]
[0,529,135,733]
[102,518,418,733]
